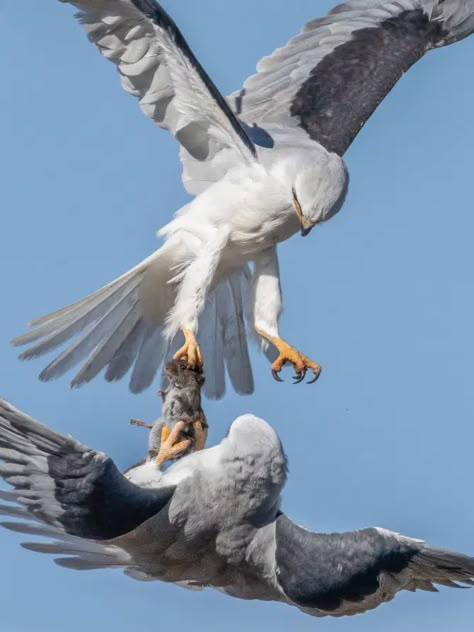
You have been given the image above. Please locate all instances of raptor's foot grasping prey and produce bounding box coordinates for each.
[156,419,208,466]
[257,330,321,384]
[173,329,203,369]
[156,422,191,467]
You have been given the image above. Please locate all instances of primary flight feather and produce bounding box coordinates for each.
[12,0,474,397]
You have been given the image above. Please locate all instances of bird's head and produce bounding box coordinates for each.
[224,414,288,487]
[225,415,284,458]
[284,150,348,237]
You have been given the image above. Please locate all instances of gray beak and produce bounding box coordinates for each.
[300,218,314,237]
[292,196,313,237]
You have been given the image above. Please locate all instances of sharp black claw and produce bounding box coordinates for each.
[293,371,305,384]
[307,371,321,385]
[272,370,284,382]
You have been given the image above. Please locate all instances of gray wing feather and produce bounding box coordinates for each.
[197,291,226,400]
[58,0,255,193]
[275,515,474,617]
[104,319,147,382]
[0,399,175,541]
[129,326,167,393]
[196,268,254,399]
[12,263,168,394]
[232,0,474,156]
[221,272,254,395]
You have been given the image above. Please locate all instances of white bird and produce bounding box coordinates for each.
[12,0,474,397]
[0,398,474,618]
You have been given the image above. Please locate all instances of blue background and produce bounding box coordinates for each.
[1,1,474,630]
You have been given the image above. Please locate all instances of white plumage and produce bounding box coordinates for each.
[12,0,474,396]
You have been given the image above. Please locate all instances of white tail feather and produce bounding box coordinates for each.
[70,302,143,386]
[198,268,254,398]
[39,288,141,381]
[221,273,254,395]
[12,252,174,393]
[130,327,167,394]
[13,249,257,396]
[199,291,226,399]
[105,320,147,382]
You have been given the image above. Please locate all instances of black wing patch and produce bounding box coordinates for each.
[291,10,443,156]
[0,399,174,542]
[275,515,417,611]
[47,451,174,540]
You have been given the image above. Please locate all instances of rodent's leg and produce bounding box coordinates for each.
[193,417,208,451]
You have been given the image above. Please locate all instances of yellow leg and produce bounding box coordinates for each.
[256,328,321,384]
[161,425,171,443]
[173,328,203,369]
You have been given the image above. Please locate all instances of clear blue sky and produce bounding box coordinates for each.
[1,1,474,630]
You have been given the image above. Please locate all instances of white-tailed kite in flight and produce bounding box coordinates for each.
[0,399,473,617]
[12,0,474,397]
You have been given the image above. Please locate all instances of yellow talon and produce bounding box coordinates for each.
[161,425,171,443]
[173,328,203,369]
[256,329,321,384]
[156,421,191,467]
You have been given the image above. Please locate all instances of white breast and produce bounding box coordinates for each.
[125,460,163,488]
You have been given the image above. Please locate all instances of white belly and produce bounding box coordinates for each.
[160,165,300,267]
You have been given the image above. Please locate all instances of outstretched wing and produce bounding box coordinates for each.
[275,515,474,617]
[0,399,174,541]
[58,0,256,193]
[231,0,474,156]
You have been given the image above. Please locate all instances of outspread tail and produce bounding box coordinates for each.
[13,247,256,397]
[197,267,254,399]
[12,252,173,394]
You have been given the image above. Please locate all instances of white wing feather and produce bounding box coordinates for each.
[59,0,256,193]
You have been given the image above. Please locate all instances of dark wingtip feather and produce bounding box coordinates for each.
[413,546,474,588]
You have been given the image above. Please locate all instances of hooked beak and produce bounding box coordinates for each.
[292,195,313,237]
